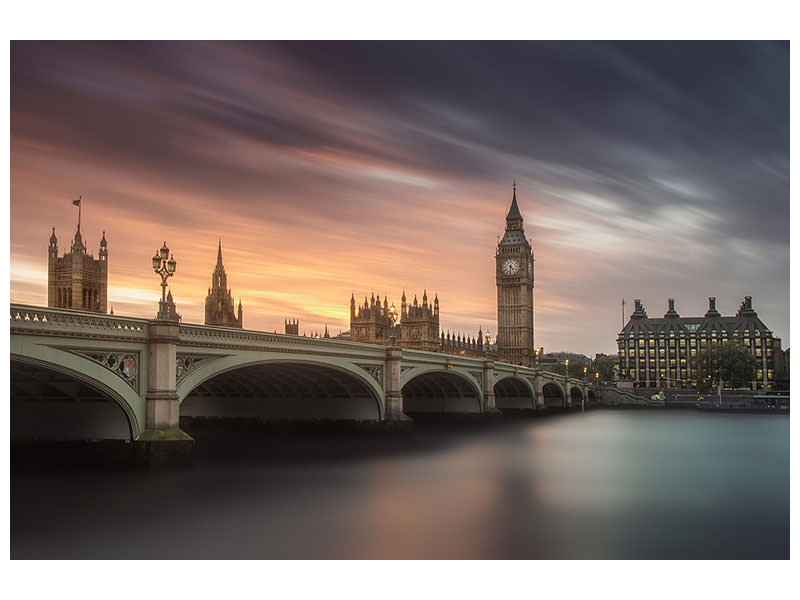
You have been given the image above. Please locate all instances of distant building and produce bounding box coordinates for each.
[348,290,483,355]
[204,241,242,328]
[47,215,107,313]
[285,319,299,335]
[349,290,440,351]
[617,297,778,390]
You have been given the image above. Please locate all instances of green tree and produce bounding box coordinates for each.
[691,340,758,390]
[592,354,616,382]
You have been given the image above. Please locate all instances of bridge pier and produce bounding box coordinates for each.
[385,346,410,421]
[138,320,193,461]
[482,359,501,414]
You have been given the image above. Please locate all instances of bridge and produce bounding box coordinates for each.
[10,304,597,442]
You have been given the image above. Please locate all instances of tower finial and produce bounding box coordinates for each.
[513,179,517,193]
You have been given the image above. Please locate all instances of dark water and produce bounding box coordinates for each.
[10,410,789,559]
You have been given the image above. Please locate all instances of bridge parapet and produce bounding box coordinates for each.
[178,323,387,358]
[11,304,148,340]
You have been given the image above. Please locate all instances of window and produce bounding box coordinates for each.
[619,349,625,357]
[755,348,762,358]
[767,349,773,358]
[670,359,676,367]
[629,349,635,356]
[755,338,762,347]
[649,349,655,357]
[757,369,763,378]
[639,349,646,357]
[679,339,686,347]
[690,339,696,347]
[680,358,686,366]
[659,348,665,357]
[691,348,697,356]
[649,339,655,347]
[745,339,751,347]
[767,370,773,379]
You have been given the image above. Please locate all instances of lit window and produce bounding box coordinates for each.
[757,369,763,378]
[755,338,762,347]
[629,349,635,356]
[659,349,665,356]
[639,339,645,346]
[649,349,655,357]
[649,339,655,347]
[680,358,686,365]
[745,339,751,347]
[755,348,762,358]
[767,370,773,379]
[680,339,686,347]
[669,331,675,337]
[691,349,696,356]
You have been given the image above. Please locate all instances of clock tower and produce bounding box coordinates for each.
[496,183,534,366]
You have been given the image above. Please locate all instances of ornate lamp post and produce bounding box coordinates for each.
[565,358,569,378]
[152,241,177,320]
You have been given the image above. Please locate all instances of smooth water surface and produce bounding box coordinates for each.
[11,410,789,559]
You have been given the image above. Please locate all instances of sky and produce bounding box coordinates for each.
[9,41,790,356]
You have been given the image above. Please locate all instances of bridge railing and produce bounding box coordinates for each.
[10,304,149,340]
[177,323,388,357]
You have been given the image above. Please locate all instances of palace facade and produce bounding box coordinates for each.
[617,296,778,390]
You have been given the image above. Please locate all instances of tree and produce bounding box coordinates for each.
[592,354,616,382]
[691,340,758,390]
[549,359,589,378]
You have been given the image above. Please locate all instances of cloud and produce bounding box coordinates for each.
[9,41,789,355]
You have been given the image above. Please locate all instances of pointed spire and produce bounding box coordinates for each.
[100,230,107,246]
[216,239,223,267]
[506,180,522,222]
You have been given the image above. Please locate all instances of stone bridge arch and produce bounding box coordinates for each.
[493,374,536,411]
[400,366,483,415]
[10,345,143,440]
[539,378,566,408]
[569,385,584,405]
[177,353,386,421]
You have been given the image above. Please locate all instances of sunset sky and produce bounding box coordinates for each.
[9,41,789,356]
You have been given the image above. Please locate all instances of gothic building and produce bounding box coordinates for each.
[285,319,299,335]
[47,219,108,313]
[348,290,441,351]
[349,293,398,345]
[399,290,440,351]
[204,241,243,328]
[496,184,535,366]
[617,296,778,390]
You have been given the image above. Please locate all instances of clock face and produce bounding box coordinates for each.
[502,258,520,276]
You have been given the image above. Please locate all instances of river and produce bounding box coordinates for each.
[10,409,789,559]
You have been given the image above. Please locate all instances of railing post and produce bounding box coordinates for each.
[384,346,410,421]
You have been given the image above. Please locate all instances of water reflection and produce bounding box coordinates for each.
[10,411,789,559]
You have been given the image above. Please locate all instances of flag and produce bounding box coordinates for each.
[72,197,81,206]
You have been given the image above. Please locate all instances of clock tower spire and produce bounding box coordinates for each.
[496,182,534,366]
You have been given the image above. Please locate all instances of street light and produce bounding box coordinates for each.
[565,359,569,378]
[153,241,177,320]
[584,366,588,380]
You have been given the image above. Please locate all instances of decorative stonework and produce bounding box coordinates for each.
[469,371,483,389]
[66,349,140,391]
[175,353,221,383]
[357,364,383,386]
